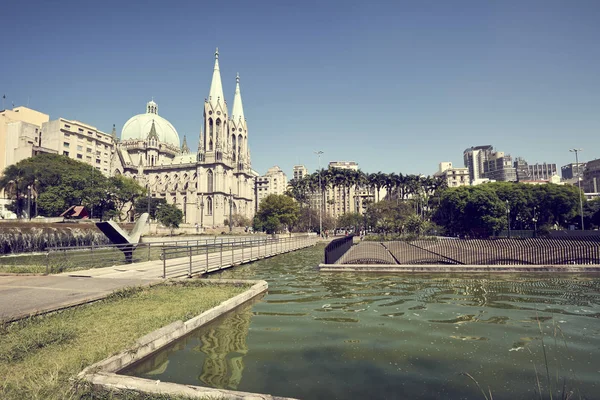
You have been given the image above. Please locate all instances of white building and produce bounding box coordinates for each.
[256,166,288,206]
[434,162,470,188]
[111,49,255,227]
[41,118,116,176]
[293,165,308,181]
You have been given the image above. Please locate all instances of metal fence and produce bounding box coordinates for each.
[43,236,274,274]
[324,235,355,265]
[334,237,600,265]
[160,235,317,278]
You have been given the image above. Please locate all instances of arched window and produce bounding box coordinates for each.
[207,197,213,215]
[209,140,213,151]
[238,134,243,158]
[232,135,237,161]
[216,119,221,135]
[207,170,213,192]
[208,118,213,137]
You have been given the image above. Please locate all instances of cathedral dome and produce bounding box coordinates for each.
[121,100,180,147]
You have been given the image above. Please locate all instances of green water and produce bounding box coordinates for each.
[123,245,600,399]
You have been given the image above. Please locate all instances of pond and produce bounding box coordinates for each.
[122,245,600,399]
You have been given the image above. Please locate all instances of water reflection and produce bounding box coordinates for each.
[123,296,259,390]
[123,247,600,400]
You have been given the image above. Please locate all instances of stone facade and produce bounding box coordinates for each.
[111,50,255,226]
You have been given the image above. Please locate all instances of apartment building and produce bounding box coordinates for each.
[434,162,469,187]
[41,118,116,176]
[256,166,288,206]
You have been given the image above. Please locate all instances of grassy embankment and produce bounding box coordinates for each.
[0,280,249,399]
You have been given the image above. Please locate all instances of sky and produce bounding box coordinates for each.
[1,0,599,177]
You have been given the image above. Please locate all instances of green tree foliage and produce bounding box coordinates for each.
[0,154,145,220]
[256,194,300,234]
[134,196,167,219]
[364,200,414,234]
[433,182,581,237]
[337,212,363,231]
[156,203,183,233]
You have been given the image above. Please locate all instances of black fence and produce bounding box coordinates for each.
[333,237,600,265]
[324,235,355,264]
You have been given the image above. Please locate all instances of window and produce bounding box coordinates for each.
[87,148,92,153]
[64,132,70,137]
[63,142,70,148]
[96,151,101,156]
[78,128,84,132]
[87,138,92,143]
[207,197,213,215]
[207,170,214,192]
[77,154,83,159]
[77,145,83,151]
[88,131,93,135]
[64,124,71,129]
[86,156,92,161]
[96,159,101,164]
[63,151,69,156]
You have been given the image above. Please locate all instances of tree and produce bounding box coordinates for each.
[364,200,414,235]
[156,203,183,234]
[108,175,146,221]
[337,212,363,231]
[134,196,167,219]
[256,194,300,234]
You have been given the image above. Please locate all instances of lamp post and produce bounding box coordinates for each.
[229,188,233,233]
[27,185,31,221]
[569,148,585,231]
[33,179,39,218]
[314,150,323,236]
[506,199,510,238]
[199,193,204,229]
[532,206,538,237]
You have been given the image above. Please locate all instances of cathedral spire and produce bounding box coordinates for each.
[181,135,190,153]
[111,124,118,143]
[231,73,245,123]
[208,48,225,106]
[147,119,159,140]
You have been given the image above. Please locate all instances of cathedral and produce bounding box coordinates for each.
[112,49,255,227]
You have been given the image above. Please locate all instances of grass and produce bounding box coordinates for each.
[0,280,250,400]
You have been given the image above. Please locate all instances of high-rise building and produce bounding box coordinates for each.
[463,145,516,183]
[561,163,586,180]
[256,166,288,205]
[514,158,557,182]
[293,165,308,181]
[582,158,600,193]
[326,161,360,218]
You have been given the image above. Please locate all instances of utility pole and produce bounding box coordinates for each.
[314,150,324,236]
[569,148,585,230]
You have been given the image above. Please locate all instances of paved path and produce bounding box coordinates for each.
[1,236,317,323]
[0,275,160,322]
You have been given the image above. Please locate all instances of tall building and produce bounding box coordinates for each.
[41,118,116,176]
[325,161,359,218]
[0,106,54,217]
[463,145,493,183]
[111,49,255,226]
[0,106,51,173]
[293,165,308,181]
[561,162,586,180]
[463,145,516,183]
[256,166,288,205]
[434,162,469,187]
[582,158,600,193]
[514,158,557,182]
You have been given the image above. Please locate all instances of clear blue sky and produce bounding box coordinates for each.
[1,0,599,177]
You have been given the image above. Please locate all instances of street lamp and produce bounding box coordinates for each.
[505,199,510,238]
[229,188,233,233]
[314,150,323,236]
[569,148,585,231]
[532,206,538,237]
[27,185,31,221]
[199,193,205,229]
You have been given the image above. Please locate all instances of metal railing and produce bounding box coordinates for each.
[333,237,600,265]
[42,236,269,274]
[324,235,355,265]
[160,235,317,278]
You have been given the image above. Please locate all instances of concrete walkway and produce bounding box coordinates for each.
[0,275,160,323]
[1,236,317,323]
